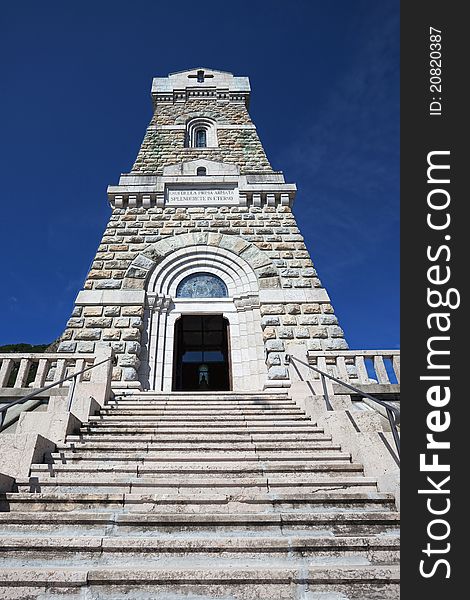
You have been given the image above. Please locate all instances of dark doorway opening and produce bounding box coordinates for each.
[173,315,231,391]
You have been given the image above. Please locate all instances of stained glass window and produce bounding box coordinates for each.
[176,273,228,298]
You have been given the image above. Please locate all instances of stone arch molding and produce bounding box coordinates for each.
[123,233,280,291]
[175,110,229,126]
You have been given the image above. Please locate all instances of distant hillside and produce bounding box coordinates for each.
[0,343,52,353]
[0,342,58,387]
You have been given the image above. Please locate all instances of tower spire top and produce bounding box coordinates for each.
[152,68,250,107]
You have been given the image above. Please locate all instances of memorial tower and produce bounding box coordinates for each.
[58,68,348,392]
[0,68,400,600]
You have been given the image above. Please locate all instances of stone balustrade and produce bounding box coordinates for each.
[306,350,400,387]
[0,353,96,390]
[1,347,114,481]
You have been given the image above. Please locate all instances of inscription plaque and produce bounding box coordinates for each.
[166,187,237,206]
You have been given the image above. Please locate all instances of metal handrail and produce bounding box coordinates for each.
[0,356,113,428]
[285,353,400,458]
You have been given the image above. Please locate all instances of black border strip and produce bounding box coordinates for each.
[401,1,466,595]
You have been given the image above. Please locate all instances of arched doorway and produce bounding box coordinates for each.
[173,315,231,391]
[138,239,269,392]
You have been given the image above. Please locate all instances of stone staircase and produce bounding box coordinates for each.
[0,391,400,599]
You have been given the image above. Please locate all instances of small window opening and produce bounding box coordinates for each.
[195,129,207,148]
[197,70,205,83]
[197,167,207,176]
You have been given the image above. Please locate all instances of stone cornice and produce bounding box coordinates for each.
[107,177,296,209]
[108,160,296,209]
[153,89,250,108]
[151,68,251,109]
[146,124,257,131]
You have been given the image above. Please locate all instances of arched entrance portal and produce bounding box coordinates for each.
[133,236,272,392]
[173,315,231,391]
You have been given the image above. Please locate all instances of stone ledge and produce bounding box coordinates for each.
[75,290,145,306]
[259,289,330,303]
[0,387,68,399]
[333,383,400,397]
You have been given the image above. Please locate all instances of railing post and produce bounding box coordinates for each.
[14,359,32,388]
[90,346,113,393]
[386,406,401,458]
[355,356,369,384]
[0,359,14,387]
[285,343,311,382]
[67,374,78,412]
[373,355,390,384]
[33,358,50,388]
[320,373,333,411]
[66,358,85,411]
[392,354,401,383]
[317,356,335,410]
[335,356,350,382]
[54,359,67,383]
[69,347,114,420]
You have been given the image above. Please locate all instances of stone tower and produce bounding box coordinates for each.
[58,68,348,392]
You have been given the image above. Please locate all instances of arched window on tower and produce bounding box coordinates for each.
[176,273,228,298]
[196,167,207,176]
[186,118,217,148]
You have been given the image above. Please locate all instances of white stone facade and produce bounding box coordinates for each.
[58,68,348,390]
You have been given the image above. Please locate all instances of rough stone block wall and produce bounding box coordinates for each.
[132,99,272,174]
[59,204,348,382]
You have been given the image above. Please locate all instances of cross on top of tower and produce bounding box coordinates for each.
[188,69,214,83]
[152,68,251,108]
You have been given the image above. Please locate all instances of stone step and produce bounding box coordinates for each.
[67,437,333,447]
[2,491,396,513]
[64,439,336,449]
[16,475,377,495]
[89,414,310,422]
[57,435,338,452]
[0,510,400,536]
[30,461,361,476]
[87,417,316,425]
[101,407,303,415]
[0,534,399,564]
[105,406,300,413]
[112,399,293,406]
[78,425,319,434]
[109,400,295,406]
[106,404,305,418]
[49,450,349,463]
[119,392,289,398]
[106,400,298,406]
[0,564,400,600]
[0,383,399,597]
[69,430,327,439]
[80,419,316,433]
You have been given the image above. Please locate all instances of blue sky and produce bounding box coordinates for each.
[0,0,399,349]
